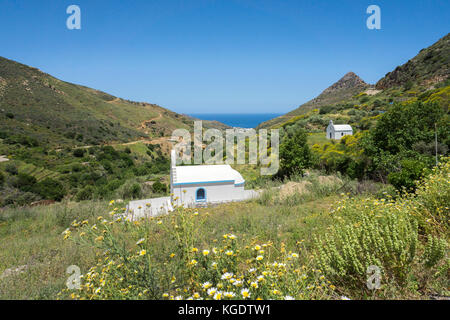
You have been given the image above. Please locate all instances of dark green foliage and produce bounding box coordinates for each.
[319,105,334,114]
[4,135,39,147]
[73,149,85,158]
[75,186,95,201]
[359,96,369,103]
[152,181,167,194]
[12,173,37,192]
[278,129,312,177]
[33,178,66,201]
[0,172,4,186]
[363,102,447,158]
[133,165,150,176]
[403,80,413,91]
[5,163,18,175]
[120,182,142,199]
[388,159,427,192]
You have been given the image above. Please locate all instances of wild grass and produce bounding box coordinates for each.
[0,177,338,299]
[0,201,108,299]
[0,161,448,300]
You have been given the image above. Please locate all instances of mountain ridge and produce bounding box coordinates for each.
[258,32,450,129]
[376,33,450,89]
[258,71,369,129]
[0,56,228,148]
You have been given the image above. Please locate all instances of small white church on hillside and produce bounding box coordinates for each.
[126,151,258,218]
[326,120,353,140]
[170,150,257,206]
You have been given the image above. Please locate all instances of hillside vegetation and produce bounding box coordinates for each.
[1,159,447,300]
[258,33,449,130]
[0,57,229,207]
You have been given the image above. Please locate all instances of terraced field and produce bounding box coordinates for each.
[18,163,59,181]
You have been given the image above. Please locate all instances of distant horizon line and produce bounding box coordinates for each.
[188,112,285,115]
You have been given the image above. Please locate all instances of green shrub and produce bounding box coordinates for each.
[423,236,447,268]
[5,163,18,175]
[360,96,370,103]
[316,197,419,291]
[73,149,85,158]
[278,129,312,178]
[410,158,450,233]
[315,160,449,297]
[117,181,142,199]
[152,181,167,194]
[33,178,66,201]
[76,186,95,201]
[12,173,37,192]
[387,159,427,192]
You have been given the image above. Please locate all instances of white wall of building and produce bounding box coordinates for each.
[173,182,246,206]
[326,121,353,140]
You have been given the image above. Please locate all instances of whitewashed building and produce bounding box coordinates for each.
[326,120,353,140]
[170,150,257,207]
[126,151,258,218]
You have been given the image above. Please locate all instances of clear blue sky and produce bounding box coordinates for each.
[1,0,449,114]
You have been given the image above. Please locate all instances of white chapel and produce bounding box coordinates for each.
[326,120,353,140]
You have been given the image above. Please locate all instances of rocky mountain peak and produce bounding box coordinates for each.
[321,72,367,95]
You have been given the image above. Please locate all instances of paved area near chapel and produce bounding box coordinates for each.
[127,197,173,219]
[126,190,260,220]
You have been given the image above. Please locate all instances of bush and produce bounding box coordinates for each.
[5,163,18,175]
[152,181,167,194]
[278,129,312,177]
[117,182,142,199]
[73,149,85,158]
[360,96,370,103]
[316,197,419,292]
[75,185,95,201]
[423,235,447,268]
[33,178,66,201]
[410,158,450,233]
[387,159,427,192]
[12,173,37,192]
[315,161,449,297]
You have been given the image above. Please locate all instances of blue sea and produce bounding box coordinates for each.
[190,113,282,129]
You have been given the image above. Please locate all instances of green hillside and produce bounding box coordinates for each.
[376,33,450,89]
[0,56,227,148]
[0,57,230,207]
[258,33,450,130]
[258,72,369,129]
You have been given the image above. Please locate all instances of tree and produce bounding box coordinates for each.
[76,185,95,201]
[73,148,85,157]
[152,181,167,194]
[278,129,312,177]
[12,173,37,192]
[33,178,66,201]
[388,159,427,192]
[5,163,18,175]
[361,101,448,182]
